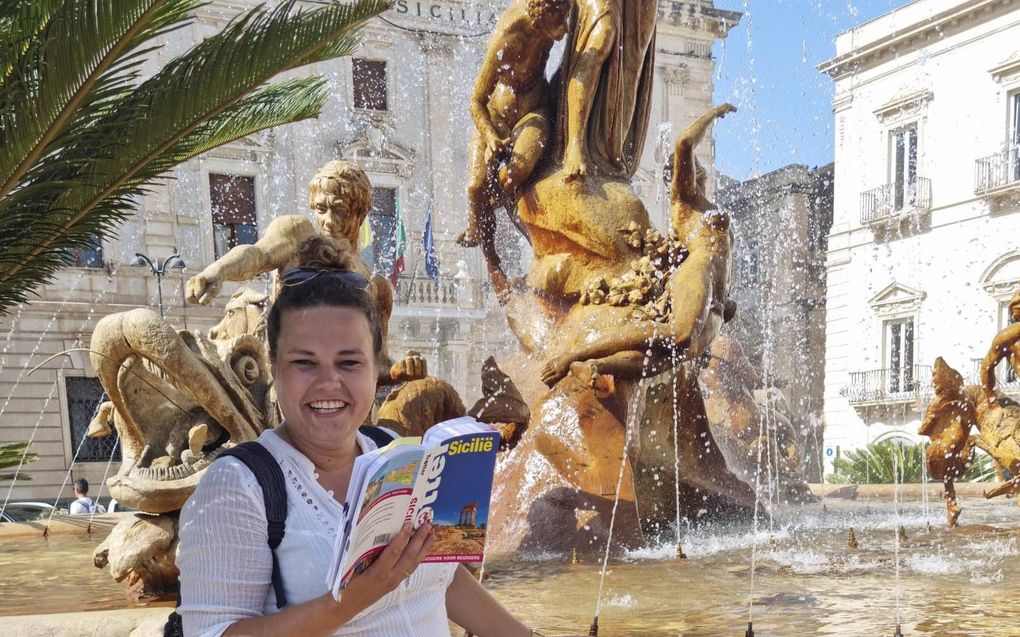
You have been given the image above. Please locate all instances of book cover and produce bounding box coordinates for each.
[329,417,499,597]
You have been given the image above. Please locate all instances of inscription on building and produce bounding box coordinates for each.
[392,1,499,27]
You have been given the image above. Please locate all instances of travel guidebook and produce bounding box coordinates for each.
[327,416,500,598]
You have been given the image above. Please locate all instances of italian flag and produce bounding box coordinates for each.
[389,202,406,286]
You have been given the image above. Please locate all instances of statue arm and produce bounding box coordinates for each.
[979,324,1020,391]
[187,216,313,305]
[671,104,736,205]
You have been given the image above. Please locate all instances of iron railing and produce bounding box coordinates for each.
[840,365,934,404]
[859,176,932,225]
[974,144,1020,195]
[968,357,1020,394]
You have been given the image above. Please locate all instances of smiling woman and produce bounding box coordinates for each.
[176,237,536,637]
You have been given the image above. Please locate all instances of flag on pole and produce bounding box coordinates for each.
[423,207,439,282]
[389,201,406,286]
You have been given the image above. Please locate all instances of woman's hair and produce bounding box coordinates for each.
[267,236,382,361]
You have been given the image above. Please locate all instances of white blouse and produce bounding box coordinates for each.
[177,428,457,637]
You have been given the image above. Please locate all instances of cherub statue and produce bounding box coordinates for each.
[540,104,738,386]
[185,160,425,387]
[978,289,1020,393]
[456,0,569,249]
[918,357,976,527]
[455,0,569,305]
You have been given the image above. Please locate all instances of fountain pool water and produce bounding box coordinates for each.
[2,495,1017,635]
[484,496,1020,636]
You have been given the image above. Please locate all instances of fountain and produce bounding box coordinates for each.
[3,1,1020,636]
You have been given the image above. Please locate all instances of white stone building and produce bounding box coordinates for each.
[818,0,1020,473]
[0,1,739,501]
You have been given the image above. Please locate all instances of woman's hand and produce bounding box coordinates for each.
[338,522,435,617]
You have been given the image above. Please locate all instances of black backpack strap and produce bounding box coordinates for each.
[359,424,398,449]
[220,442,288,608]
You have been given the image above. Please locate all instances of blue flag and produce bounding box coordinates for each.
[423,207,439,282]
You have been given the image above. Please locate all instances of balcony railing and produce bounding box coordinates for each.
[394,275,482,309]
[974,144,1020,195]
[840,365,934,405]
[860,176,932,225]
[968,358,1020,394]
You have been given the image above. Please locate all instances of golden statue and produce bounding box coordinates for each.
[185,160,424,387]
[456,0,570,303]
[556,0,658,182]
[918,358,976,527]
[978,290,1020,393]
[539,104,738,384]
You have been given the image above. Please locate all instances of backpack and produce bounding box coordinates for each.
[163,426,397,637]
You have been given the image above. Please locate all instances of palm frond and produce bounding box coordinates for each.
[0,1,201,201]
[0,0,391,311]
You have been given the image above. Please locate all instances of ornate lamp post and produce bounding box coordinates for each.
[132,248,186,318]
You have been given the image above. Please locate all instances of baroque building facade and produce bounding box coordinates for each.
[819,0,1020,474]
[719,163,834,481]
[0,0,740,500]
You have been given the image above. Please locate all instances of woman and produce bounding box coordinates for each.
[177,238,536,636]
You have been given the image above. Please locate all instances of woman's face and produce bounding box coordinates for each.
[271,306,378,454]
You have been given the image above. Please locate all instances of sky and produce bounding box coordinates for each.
[711,0,911,180]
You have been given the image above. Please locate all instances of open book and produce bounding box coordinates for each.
[327,416,500,598]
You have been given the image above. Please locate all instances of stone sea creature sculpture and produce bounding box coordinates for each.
[918,357,976,527]
[467,356,531,449]
[700,332,816,503]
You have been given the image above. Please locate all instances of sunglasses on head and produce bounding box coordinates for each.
[279,267,371,290]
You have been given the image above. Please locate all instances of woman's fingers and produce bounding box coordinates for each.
[393,523,435,578]
[371,522,413,574]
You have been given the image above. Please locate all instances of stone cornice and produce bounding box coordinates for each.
[818,0,1018,79]
[990,50,1020,85]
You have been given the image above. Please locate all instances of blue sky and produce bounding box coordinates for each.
[712,0,909,180]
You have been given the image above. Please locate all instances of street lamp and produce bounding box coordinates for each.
[132,248,186,318]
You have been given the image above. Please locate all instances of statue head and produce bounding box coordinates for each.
[1009,289,1020,323]
[932,357,963,397]
[209,288,269,341]
[308,161,372,241]
[526,0,569,40]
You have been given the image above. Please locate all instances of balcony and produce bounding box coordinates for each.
[974,145,1020,198]
[393,275,485,312]
[840,365,933,405]
[860,177,932,225]
[968,358,1020,396]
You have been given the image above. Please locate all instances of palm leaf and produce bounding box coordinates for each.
[0,0,392,311]
[0,0,200,201]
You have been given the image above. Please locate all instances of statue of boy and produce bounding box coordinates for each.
[186,160,425,386]
[456,0,569,250]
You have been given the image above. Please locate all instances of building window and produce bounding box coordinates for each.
[363,186,397,275]
[69,235,103,268]
[890,125,918,211]
[1010,91,1020,182]
[65,377,120,463]
[353,58,388,111]
[209,173,257,259]
[1000,301,1018,384]
[885,318,915,393]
